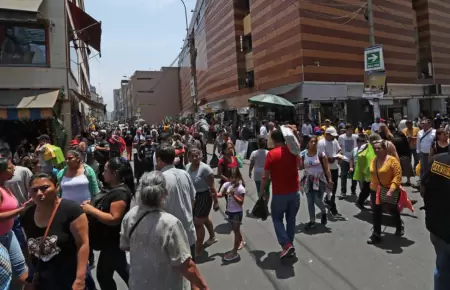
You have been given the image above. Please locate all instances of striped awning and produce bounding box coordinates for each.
[0,89,59,120]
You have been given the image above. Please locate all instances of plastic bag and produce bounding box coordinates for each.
[236,156,244,168]
[251,197,269,221]
[209,154,219,169]
[280,126,300,155]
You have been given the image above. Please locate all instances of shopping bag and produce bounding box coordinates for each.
[251,197,269,221]
[209,154,219,169]
[236,156,244,168]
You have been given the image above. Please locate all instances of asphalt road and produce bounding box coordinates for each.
[92,145,435,290]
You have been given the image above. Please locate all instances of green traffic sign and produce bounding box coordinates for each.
[364,45,384,72]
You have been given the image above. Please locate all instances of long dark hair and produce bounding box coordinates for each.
[107,157,135,195]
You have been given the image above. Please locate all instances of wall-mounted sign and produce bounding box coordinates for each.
[362,71,387,99]
[364,45,384,72]
[190,77,196,97]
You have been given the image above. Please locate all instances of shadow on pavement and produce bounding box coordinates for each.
[296,223,332,235]
[251,250,297,280]
[214,223,232,235]
[373,233,415,254]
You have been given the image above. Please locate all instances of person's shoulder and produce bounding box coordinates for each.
[15,165,32,175]
[237,184,246,194]
[60,199,83,215]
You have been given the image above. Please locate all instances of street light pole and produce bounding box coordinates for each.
[180,0,189,38]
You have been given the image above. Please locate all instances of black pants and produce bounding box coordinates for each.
[369,190,402,235]
[357,181,371,206]
[325,169,339,214]
[340,161,357,194]
[96,246,129,290]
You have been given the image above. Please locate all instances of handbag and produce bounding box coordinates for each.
[375,158,400,204]
[209,154,219,169]
[251,197,269,221]
[29,201,61,289]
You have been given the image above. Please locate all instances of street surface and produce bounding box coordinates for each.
[93,144,435,290]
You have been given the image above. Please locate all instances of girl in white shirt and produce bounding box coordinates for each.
[300,137,333,231]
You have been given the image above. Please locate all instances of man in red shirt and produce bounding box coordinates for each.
[260,127,301,259]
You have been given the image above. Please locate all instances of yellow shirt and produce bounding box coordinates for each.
[370,156,402,191]
[402,127,419,148]
[355,128,371,135]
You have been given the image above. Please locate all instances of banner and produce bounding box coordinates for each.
[362,71,387,99]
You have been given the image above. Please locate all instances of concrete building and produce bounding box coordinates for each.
[112,88,120,121]
[122,68,180,124]
[0,0,102,144]
[179,0,450,122]
[89,85,105,121]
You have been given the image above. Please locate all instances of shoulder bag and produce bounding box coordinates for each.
[29,201,61,289]
[128,209,159,239]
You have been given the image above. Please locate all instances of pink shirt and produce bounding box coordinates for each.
[0,187,18,235]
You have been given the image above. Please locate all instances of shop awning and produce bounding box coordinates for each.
[0,89,59,120]
[0,0,43,22]
[68,1,101,52]
[71,90,105,110]
[266,82,301,95]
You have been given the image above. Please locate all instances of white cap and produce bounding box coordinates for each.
[325,127,338,137]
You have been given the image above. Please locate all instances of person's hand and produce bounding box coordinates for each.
[349,167,354,173]
[22,198,34,208]
[248,172,252,179]
[213,202,220,211]
[328,157,335,163]
[327,179,333,189]
[386,190,392,197]
[80,201,93,213]
[72,278,85,290]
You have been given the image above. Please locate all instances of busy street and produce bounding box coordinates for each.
[97,144,434,290]
[2,0,450,289]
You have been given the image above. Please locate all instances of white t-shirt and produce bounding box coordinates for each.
[249,149,269,181]
[260,125,268,139]
[371,122,382,132]
[398,119,407,131]
[301,124,313,136]
[317,138,341,170]
[338,134,358,162]
[303,152,325,176]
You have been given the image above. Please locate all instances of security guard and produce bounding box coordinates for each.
[421,145,450,290]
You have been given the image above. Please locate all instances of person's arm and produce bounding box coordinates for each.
[249,153,255,179]
[389,158,402,192]
[81,200,127,226]
[388,141,400,160]
[0,206,28,221]
[212,139,218,156]
[321,155,333,186]
[70,214,89,290]
[416,131,421,154]
[429,143,435,162]
[205,172,219,207]
[231,188,244,205]
[349,153,355,172]
[217,159,228,182]
[169,221,209,290]
[86,166,100,196]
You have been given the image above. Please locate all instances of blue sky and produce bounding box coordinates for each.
[85,0,196,110]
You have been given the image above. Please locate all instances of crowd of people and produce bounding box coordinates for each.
[0,112,447,289]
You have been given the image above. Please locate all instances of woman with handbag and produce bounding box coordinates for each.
[80,157,133,289]
[367,140,403,245]
[21,173,90,289]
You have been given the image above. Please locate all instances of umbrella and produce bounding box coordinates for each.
[248,94,294,107]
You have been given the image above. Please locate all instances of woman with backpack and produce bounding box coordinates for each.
[81,157,134,289]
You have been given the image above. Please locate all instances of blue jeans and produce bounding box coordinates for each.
[12,218,26,249]
[431,233,450,290]
[271,192,300,247]
[0,230,27,279]
[306,184,326,222]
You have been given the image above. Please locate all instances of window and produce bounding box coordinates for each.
[136,77,153,80]
[238,70,254,89]
[137,90,154,93]
[243,34,252,53]
[0,23,48,66]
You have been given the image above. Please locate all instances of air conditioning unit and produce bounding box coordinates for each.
[424,84,442,95]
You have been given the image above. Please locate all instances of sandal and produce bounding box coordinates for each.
[223,252,240,262]
[204,237,218,247]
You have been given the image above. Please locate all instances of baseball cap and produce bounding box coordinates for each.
[325,127,338,137]
[324,119,331,123]
[37,134,50,141]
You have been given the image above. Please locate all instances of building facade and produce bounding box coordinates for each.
[179,0,450,122]
[0,0,102,143]
[121,68,180,124]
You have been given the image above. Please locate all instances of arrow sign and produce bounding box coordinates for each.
[364,45,384,72]
[368,53,378,63]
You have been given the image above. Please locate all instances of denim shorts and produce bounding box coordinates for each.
[0,230,27,279]
[227,211,243,224]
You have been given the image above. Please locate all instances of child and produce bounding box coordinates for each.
[218,167,245,262]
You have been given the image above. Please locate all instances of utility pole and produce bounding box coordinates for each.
[367,0,380,119]
[189,32,199,115]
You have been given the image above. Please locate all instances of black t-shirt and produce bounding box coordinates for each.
[423,151,450,243]
[88,184,132,250]
[94,140,110,165]
[20,200,83,272]
[138,143,155,161]
[124,135,133,146]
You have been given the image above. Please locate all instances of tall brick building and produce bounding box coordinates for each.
[179,0,450,122]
